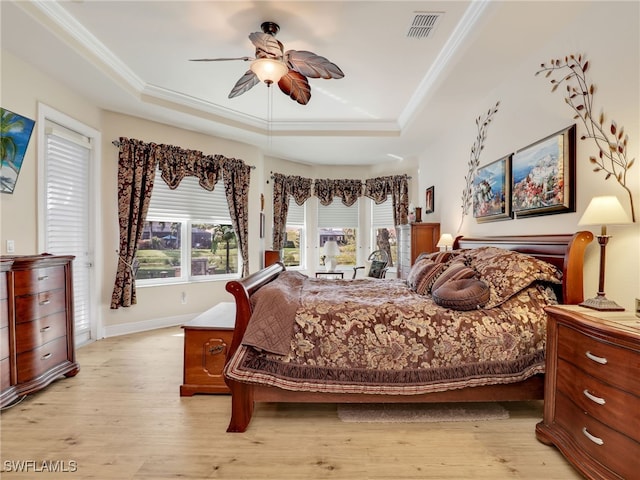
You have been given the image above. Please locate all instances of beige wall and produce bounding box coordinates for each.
[417,1,640,311]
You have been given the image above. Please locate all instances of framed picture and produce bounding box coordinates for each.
[511,125,576,217]
[473,155,512,223]
[1,107,35,194]
[425,186,434,214]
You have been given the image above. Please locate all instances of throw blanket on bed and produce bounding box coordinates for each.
[226,248,561,395]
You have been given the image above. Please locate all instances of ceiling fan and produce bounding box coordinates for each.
[190,22,344,105]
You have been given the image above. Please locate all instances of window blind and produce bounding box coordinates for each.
[372,198,395,226]
[318,200,359,228]
[44,122,91,338]
[147,168,230,221]
[287,198,305,224]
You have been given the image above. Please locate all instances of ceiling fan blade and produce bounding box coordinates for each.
[189,57,252,62]
[278,71,311,105]
[228,70,260,99]
[248,32,283,59]
[285,50,344,79]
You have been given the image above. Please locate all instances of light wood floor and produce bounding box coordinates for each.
[1,326,582,480]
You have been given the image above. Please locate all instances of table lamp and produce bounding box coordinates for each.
[323,240,340,272]
[578,195,632,311]
[437,233,454,251]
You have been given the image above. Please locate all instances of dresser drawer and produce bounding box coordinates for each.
[557,358,640,443]
[16,336,69,383]
[1,297,8,328]
[14,288,66,324]
[0,325,9,361]
[15,312,68,355]
[13,265,66,297]
[557,324,640,397]
[555,391,640,479]
[1,356,10,390]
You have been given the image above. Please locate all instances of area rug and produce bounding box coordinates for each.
[337,402,509,423]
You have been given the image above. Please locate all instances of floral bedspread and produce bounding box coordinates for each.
[225,267,558,395]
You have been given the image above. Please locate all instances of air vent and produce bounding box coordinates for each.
[407,12,443,39]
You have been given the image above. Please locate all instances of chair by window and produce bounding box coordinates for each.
[352,250,389,279]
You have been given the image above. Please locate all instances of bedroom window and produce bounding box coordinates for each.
[283,199,305,268]
[135,169,238,283]
[318,200,358,266]
[371,199,397,269]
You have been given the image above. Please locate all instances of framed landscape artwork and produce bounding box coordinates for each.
[1,107,35,194]
[473,155,512,223]
[511,125,576,217]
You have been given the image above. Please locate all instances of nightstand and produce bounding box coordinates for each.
[180,302,235,396]
[536,305,640,480]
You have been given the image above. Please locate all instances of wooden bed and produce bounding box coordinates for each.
[224,232,593,432]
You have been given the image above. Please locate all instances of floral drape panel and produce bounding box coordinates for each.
[272,173,312,251]
[111,138,250,308]
[390,174,409,225]
[223,158,251,277]
[110,138,160,309]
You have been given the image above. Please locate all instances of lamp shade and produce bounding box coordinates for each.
[250,58,288,84]
[578,196,632,226]
[323,240,340,257]
[436,233,454,249]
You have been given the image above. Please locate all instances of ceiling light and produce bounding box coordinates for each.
[250,58,288,85]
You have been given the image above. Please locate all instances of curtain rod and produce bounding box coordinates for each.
[112,140,255,169]
[269,174,412,181]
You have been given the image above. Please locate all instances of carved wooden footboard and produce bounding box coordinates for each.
[224,232,593,432]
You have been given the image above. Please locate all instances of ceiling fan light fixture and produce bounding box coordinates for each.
[250,58,288,85]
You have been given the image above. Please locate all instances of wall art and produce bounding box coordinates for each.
[425,186,434,214]
[511,125,576,218]
[1,107,35,194]
[473,155,512,223]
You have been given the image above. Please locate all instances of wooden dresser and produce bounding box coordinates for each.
[0,255,79,407]
[396,223,440,279]
[536,305,640,479]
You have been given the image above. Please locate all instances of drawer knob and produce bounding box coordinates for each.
[38,275,49,281]
[582,427,604,446]
[39,299,51,306]
[40,325,51,333]
[41,352,52,360]
[583,389,606,405]
[585,350,607,365]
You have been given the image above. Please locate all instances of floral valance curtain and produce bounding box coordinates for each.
[272,173,312,251]
[110,137,251,309]
[271,172,410,250]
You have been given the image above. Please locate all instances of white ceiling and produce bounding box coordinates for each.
[1,1,583,166]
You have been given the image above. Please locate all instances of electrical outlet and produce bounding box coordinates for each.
[6,240,15,253]
[636,298,640,318]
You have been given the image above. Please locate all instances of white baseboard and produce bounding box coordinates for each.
[103,313,197,338]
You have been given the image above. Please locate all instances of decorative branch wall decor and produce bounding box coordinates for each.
[536,54,636,222]
[458,101,500,233]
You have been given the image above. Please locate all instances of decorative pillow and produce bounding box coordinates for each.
[464,247,562,308]
[431,262,477,292]
[416,250,460,264]
[432,278,491,311]
[406,259,446,294]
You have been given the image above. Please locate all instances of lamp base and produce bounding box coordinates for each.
[579,294,625,312]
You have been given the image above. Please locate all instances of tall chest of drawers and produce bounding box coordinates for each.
[396,223,440,279]
[536,305,640,480]
[0,255,79,407]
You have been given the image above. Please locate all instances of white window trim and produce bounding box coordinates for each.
[37,102,103,342]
